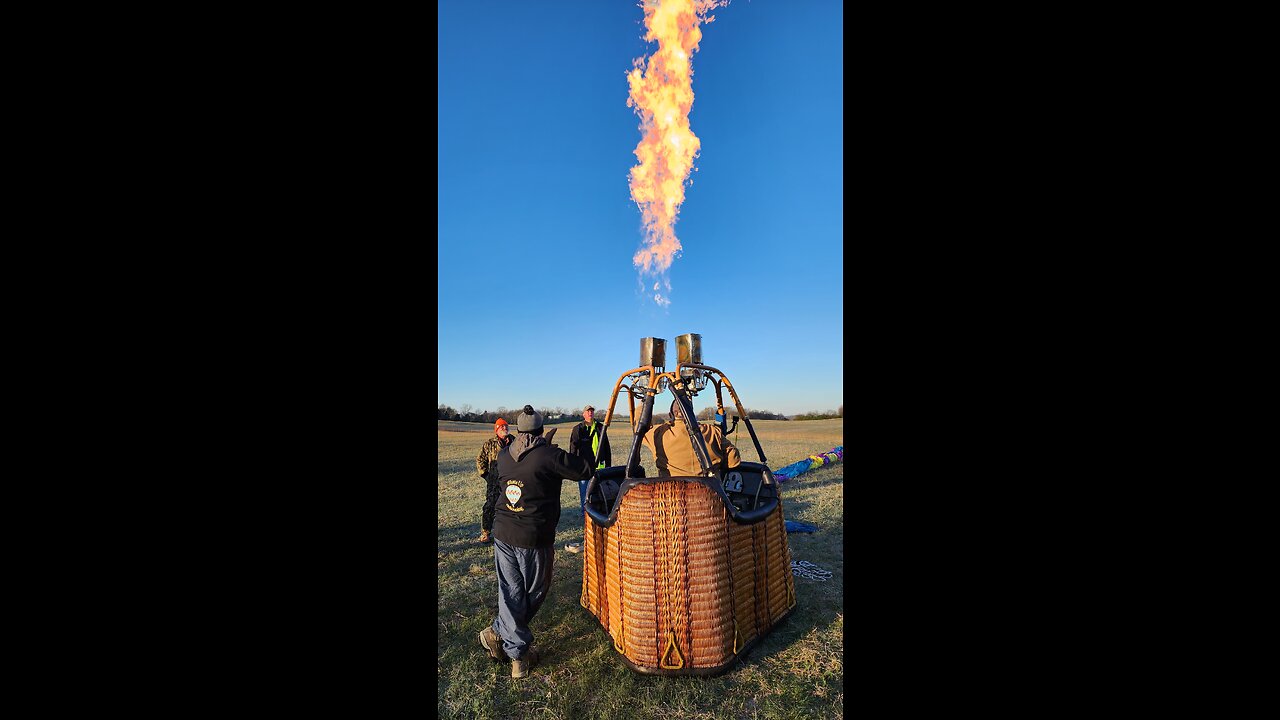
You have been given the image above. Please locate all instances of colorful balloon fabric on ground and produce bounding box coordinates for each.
[773,445,843,481]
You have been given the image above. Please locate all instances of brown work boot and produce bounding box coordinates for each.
[511,647,541,678]
[478,529,492,543]
[478,626,503,662]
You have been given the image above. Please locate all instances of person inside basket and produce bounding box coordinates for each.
[479,405,594,678]
[474,417,513,543]
[642,398,742,477]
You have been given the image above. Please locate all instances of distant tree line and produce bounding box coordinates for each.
[438,402,839,423]
[792,405,843,421]
[437,404,604,424]
[686,407,789,422]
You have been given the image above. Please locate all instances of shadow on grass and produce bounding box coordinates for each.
[446,556,839,679]
[438,463,843,684]
[778,468,845,493]
[439,427,843,718]
[437,458,477,476]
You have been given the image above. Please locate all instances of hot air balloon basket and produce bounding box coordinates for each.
[579,468,796,677]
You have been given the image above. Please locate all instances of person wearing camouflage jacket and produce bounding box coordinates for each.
[475,418,513,543]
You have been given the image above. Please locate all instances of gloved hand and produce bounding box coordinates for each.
[715,412,725,424]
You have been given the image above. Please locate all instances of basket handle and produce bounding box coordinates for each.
[583,476,611,526]
[730,498,778,523]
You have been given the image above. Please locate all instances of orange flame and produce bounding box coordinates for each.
[628,0,724,307]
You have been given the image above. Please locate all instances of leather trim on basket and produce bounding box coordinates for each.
[584,472,778,528]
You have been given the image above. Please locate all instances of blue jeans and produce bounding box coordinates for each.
[491,538,554,660]
[578,479,589,516]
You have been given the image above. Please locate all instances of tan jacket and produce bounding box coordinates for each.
[642,419,742,477]
[475,434,511,480]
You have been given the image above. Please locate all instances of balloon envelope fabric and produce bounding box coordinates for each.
[772,445,843,481]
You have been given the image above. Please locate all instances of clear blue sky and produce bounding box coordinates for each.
[438,0,842,417]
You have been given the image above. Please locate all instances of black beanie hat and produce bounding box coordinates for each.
[517,404,544,433]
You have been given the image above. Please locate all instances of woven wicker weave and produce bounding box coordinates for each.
[581,477,795,676]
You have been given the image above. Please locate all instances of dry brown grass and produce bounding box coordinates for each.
[438,418,844,720]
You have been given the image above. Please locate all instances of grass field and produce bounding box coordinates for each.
[438,418,844,720]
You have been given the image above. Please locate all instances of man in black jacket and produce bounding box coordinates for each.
[478,405,593,679]
[564,405,611,553]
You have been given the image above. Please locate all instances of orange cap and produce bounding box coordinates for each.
[494,418,508,431]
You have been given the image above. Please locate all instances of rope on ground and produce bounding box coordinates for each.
[791,560,832,582]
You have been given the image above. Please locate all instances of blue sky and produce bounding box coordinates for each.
[438,0,842,417]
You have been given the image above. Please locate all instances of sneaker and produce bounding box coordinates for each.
[478,626,503,662]
[511,647,541,678]
[478,529,492,543]
[564,542,580,554]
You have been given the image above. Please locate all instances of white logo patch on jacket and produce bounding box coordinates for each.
[505,485,522,505]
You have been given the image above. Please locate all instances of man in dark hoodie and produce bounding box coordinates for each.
[478,405,593,678]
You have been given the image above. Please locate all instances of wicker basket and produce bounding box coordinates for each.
[581,467,795,676]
